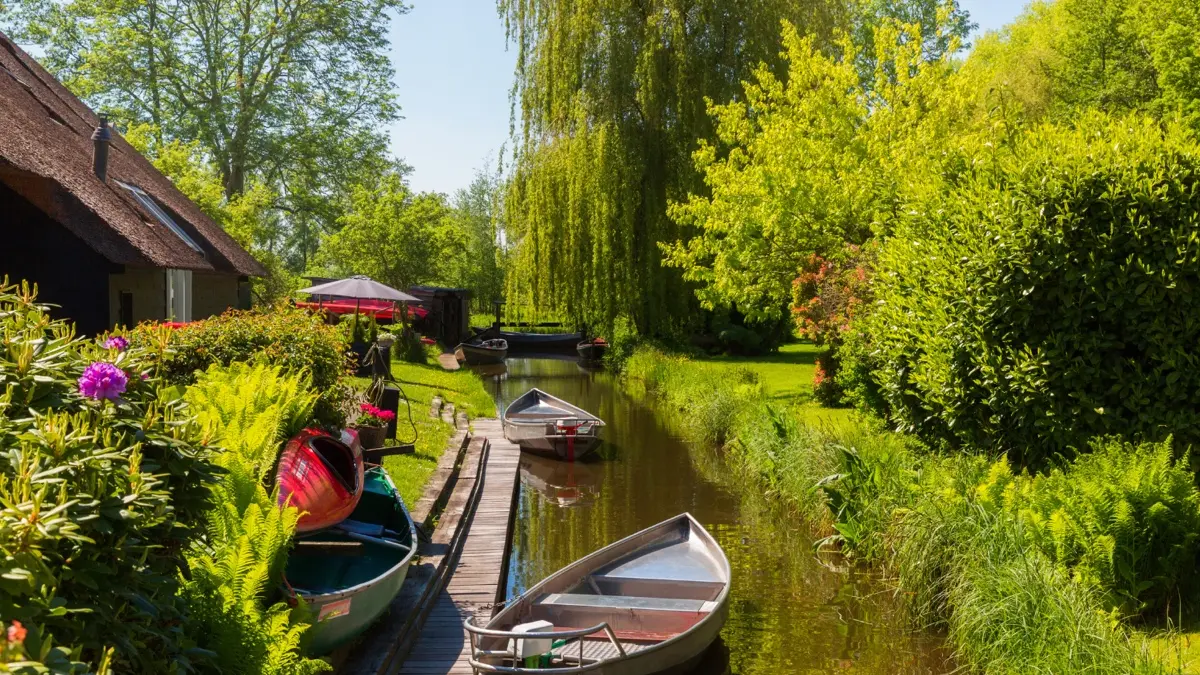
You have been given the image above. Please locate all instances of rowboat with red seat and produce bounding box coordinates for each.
[465,513,730,674]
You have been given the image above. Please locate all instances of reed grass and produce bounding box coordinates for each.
[622,344,1184,674]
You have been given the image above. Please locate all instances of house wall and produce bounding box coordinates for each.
[0,181,113,335]
[108,267,167,327]
[192,272,242,318]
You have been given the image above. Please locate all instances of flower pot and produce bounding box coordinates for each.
[355,425,387,450]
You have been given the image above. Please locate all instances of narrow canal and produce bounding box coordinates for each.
[477,357,952,674]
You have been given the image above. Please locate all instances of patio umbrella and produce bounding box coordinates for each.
[298,275,419,304]
[298,276,420,335]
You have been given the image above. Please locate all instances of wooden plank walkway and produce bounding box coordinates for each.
[398,418,521,674]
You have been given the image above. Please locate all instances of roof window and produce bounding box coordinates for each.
[115,180,204,255]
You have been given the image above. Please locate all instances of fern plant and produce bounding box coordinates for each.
[975,438,1200,616]
[182,364,329,674]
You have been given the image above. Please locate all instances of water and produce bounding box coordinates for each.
[478,357,952,674]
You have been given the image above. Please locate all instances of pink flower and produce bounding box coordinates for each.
[78,362,128,400]
[377,410,396,422]
[7,621,26,643]
[103,335,129,351]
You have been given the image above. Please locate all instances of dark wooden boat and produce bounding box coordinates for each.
[474,327,583,353]
[276,428,364,533]
[456,338,508,365]
[503,388,605,461]
[466,513,730,674]
[519,454,602,507]
[286,465,417,655]
[577,338,609,362]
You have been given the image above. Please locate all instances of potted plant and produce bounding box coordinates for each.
[354,402,394,449]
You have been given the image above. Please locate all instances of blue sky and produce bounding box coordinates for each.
[386,0,1031,197]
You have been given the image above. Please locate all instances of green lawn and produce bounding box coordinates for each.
[350,356,496,505]
[695,342,854,429]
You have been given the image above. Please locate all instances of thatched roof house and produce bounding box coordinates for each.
[0,30,264,334]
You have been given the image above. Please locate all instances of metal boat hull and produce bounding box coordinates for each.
[286,466,417,655]
[503,388,605,461]
[467,514,730,674]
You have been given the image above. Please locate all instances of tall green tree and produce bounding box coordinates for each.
[499,0,850,335]
[453,163,506,311]
[2,0,407,267]
[498,0,973,335]
[312,170,466,292]
[663,20,974,321]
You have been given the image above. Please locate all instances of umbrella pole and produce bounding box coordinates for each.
[354,299,361,337]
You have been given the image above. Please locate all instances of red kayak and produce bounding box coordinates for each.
[276,428,364,533]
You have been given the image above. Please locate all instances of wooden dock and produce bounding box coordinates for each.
[398,418,521,674]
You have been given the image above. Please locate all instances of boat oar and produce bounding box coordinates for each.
[342,530,412,553]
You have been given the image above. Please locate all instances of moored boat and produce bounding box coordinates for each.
[465,513,730,674]
[286,465,418,655]
[457,338,509,365]
[577,338,608,362]
[474,327,582,353]
[503,388,605,461]
[276,428,364,533]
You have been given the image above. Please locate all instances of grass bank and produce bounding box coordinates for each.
[624,344,1197,674]
[350,356,495,505]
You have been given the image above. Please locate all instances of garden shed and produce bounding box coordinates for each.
[408,286,471,347]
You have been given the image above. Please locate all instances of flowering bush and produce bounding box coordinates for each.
[791,244,874,347]
[131,306,352,427]
[77,361,128,400]
[0,279,215,672]
[357,403,396,427]
[812,352,845,407]
[101,335,129,351]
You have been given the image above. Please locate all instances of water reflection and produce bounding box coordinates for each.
[519,454,603,508]
[497,358,953,674]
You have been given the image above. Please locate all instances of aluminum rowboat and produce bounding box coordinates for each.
[466,513,730,674]
[503,388,605,461]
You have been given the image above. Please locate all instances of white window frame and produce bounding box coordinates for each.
[166,269,192,322]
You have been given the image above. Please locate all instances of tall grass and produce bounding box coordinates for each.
[623,345,1183,675]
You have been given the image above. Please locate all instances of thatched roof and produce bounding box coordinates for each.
[0,31,265,276]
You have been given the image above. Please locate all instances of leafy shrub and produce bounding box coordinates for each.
[132,307,351,427]
[182,363,328,675]
[0,280,215,673]
[811,352,845,407]
[978,438,1200,616]
[842,114,1200,464]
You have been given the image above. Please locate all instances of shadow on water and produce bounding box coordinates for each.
[494,357,953,674]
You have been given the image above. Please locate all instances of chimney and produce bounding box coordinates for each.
[91,115,112,182]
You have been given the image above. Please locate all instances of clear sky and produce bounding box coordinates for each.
[386,0,1031,197]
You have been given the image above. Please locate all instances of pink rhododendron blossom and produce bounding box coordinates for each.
[78,362,128,400]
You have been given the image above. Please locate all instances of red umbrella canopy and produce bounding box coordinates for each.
[298,275,419,303]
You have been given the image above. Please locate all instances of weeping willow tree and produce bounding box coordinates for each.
[498,0,851,335]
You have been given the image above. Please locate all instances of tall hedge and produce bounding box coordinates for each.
[132,308,352,427]
[841,114,1200,465]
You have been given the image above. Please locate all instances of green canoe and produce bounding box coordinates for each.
[287,466,417,655]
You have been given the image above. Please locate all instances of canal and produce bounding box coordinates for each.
[477,356,952,674]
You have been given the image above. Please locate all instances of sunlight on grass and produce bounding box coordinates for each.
[350,356,495,505]
[1146,631,1200,674]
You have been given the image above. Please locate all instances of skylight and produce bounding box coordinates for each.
[115,180,204,255]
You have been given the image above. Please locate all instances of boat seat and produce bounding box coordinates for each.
[588,575,724,601]
[537,593,717,614]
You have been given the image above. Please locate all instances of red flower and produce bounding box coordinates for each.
[7,621,26,643]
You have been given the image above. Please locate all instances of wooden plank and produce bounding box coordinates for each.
[394,419,522,675]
